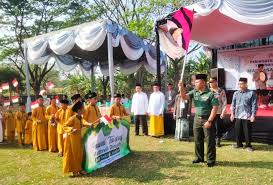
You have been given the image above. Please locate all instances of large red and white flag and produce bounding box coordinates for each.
[11,96,19,103]
[156,7,194,59]
[12,79,18,87]
[2,83,9,90]
[46,81,55,89]
[31,101,39,110]
[3,100,10,107]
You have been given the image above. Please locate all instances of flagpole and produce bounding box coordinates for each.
[180,53,188,81]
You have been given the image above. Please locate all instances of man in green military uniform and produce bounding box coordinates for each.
[180,74,219,167]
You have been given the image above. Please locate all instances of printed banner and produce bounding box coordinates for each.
[218,46,273,90]
[82,119,130,173]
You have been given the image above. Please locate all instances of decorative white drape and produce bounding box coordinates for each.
[24,19,165,77]
[189,0,273,25]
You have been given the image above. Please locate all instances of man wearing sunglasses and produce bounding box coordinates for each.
[209,77,227,147]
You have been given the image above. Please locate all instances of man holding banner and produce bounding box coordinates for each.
[180,74,219,167]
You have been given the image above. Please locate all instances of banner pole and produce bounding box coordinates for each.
[180,53,188,81]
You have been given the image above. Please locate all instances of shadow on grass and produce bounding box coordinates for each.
[217,161,273,169]
[83,150,190,183]
[252,144,273,152]
[0,142,32,150]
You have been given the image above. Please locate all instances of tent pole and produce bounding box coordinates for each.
[107,20,115,98]
[155,23,161,86]
[91,65,95,92]
[24,42,31,112]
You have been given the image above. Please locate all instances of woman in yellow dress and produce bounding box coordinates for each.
[24,112,33,145]
[63,100,87,176]
[32,95,48,151]
[46,98,59,152]
[55,99,69,157]
[15,103,28,145]
[4,105,16,143]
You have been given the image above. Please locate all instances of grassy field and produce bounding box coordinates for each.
[1,126,273,185]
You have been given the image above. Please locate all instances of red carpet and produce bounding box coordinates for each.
[225,104,273,117]
[192,104,273,117]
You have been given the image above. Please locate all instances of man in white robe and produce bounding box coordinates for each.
[148,82,165,136]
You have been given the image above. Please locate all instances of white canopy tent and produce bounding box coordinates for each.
[159,0,273,59]
[24,19,166,111]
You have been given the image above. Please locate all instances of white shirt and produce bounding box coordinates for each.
[148,91,165,115]
[131,92,148,115]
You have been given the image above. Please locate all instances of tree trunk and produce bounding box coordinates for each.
[102,76,109,99]
[33,82,41,98]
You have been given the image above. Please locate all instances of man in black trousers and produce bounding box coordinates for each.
[231,77,258,152]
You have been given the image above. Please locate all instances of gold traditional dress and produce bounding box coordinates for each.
[4,111,16,142]
[63,115,83,173]
[24,119,33,144]
[15,110,28,144]
[46,105,59,152]
[55,108,67,155]
[32,106,48,151]
[83,104,102,124]
[109,103,128,118]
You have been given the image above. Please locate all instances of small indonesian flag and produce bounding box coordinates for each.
[31,101,39,110]
[11,96,19,103]
[46,81,55,89]
[100,115,112,125]
[2,83,9,90]
[0,87,2,93]
[12,79,18,87]
[3,100,10,107]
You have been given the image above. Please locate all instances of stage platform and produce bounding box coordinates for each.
[164,105,273,145]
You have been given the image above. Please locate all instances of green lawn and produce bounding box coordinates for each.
[1,126,273,185]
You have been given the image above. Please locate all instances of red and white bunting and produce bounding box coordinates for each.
[2,83,9,90]
[12,79,18,87]
[31,101,39,110]
[3,100,10,107]
[11,96,19,103]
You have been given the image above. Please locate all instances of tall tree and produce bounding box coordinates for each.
[0,0,100,96]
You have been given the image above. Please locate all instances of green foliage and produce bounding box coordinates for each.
[0,66,23,97]
[190,52,212,74]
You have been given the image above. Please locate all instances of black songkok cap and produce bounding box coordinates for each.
[239,77,248,83]
[195,74,207,81]
[114,93,121,98]
[71,94,81,101]
[72,101,83,112]
[88,92,97,99]
[60,99,69,104]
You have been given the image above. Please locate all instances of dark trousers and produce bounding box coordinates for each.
[215,114,223,139]
[235,119,252,147]
[193,116,216,163]
[134,115,148,135]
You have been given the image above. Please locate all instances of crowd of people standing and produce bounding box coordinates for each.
[0,70,259,177]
